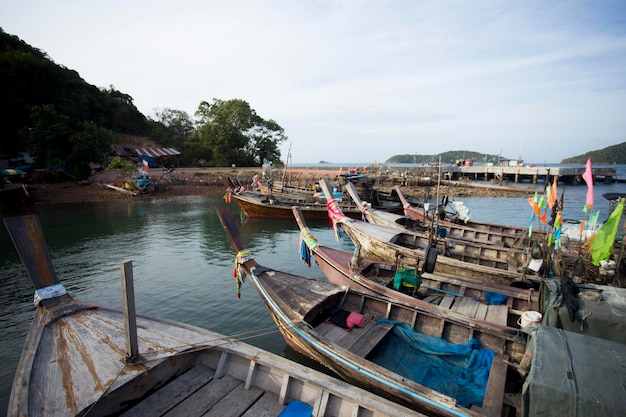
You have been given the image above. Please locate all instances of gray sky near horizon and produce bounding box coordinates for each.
[2,1,625,164]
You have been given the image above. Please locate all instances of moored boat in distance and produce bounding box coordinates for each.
[223,176,364,220]
[4,215,419,417]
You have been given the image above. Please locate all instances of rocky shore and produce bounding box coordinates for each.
[27,167,538,205]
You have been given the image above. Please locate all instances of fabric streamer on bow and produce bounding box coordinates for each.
[299,228,319,267]
[223,187,232,203]
[326,198,353,241]
[233,249,253,298]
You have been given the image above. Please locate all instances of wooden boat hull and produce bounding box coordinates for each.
[232,260,526,417]
[316,243,538,328]
[340,218,529,285]
[218,207,528,417]
[5,215,418,417]
[292,206,538,328]
[319,178,536,285]
[231,192,363,220]
[394,185,529,236]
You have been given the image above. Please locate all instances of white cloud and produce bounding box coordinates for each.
[2,0,625,163]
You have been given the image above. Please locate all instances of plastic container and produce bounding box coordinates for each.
[518,311,542,328]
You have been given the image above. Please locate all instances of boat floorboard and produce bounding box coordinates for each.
[316,317,394,358]
[120,364,284,417]
[430,295,509,326]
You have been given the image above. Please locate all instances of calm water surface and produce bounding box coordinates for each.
[1,171,625,412]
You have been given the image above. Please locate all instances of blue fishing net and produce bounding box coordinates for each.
[368,319,494,407]
[484,291,508,305]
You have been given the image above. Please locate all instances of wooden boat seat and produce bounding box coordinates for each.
[315,317,394,358]
[349,322,394,358]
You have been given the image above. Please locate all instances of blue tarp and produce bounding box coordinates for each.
[139,155,158,168]
[368,319,494,407]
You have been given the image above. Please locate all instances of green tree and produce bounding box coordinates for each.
[69,121,114,179]
[149,108,195,148]
[27,105,113,179]
[192,98,286,167]
[27,104,73,168]
[250,118,286,165]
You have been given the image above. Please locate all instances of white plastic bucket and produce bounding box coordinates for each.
[517,311,542,328]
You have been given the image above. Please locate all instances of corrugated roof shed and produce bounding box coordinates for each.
[135,148,181,158]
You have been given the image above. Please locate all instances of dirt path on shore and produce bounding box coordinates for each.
[25,167,538,205]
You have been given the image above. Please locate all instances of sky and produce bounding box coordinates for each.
[2,1,626,164]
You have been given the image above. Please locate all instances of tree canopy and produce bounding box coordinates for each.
[190,98,286,167]
[0,29,288,176]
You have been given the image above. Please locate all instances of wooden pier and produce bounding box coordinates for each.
[394,165,617,184]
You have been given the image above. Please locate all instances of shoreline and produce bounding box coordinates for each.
[20,166,539,205]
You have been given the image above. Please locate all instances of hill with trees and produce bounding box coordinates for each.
[560,142,626,164]
[0,29,286,179]
[387,150,503,165]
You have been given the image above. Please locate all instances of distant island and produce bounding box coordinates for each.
[387,142,626,165]
[560,142,626,164]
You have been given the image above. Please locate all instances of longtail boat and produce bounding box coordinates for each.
[345,181,532,249]
[319,179,540,286]
[292,206,539,329]
[5,215,418,417]
[394,185,530,236]
[218,205,530,416]
[223,176,364,220]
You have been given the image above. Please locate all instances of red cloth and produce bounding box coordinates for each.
[346,311,367,329]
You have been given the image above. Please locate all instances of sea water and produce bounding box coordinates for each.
[1,168,625,412]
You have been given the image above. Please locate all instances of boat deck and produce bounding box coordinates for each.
[118,361,324,417]
[425,294,510,326]
[119,363,270,417]
[315,311,516,417]
[315,316,393,358]
[365,273,512,326]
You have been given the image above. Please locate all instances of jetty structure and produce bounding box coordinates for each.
[398,164,617,184]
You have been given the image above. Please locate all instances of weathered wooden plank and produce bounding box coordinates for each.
[317,315,380,352]
[120,365,215,417]
[438,295,455,310]
[349,322,393,358]
[314,321,338,337]
[423,294,443,304]
[162,374,241,417]
[474,303,489,321]
[456,298,480,318]
[241,392,285,417]
[484,305,508,326]
[473,355,507,417]
[203,383,265,417]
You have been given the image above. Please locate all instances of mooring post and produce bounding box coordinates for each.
[120,260,139,363]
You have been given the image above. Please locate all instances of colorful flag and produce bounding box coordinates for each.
[588,198,624,265]
[582,158,594,211]
[142,159,150,170]
[588,210,600,231]
[547,178,558,209]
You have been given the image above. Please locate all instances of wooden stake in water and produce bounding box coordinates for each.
[120,260,139,363]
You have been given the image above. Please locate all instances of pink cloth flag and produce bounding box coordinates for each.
[582,158,594,210]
